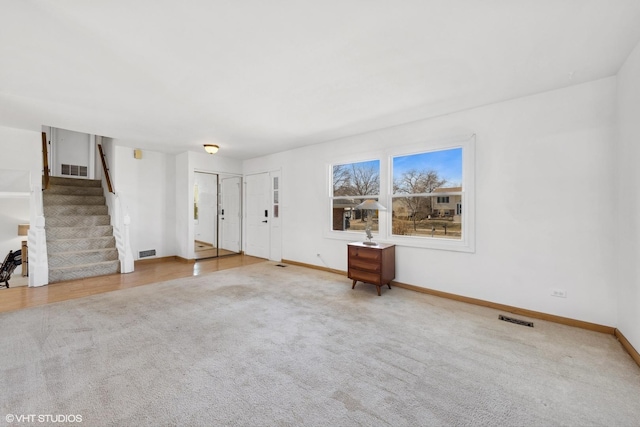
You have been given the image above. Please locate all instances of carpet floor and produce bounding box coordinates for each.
[1,263,639,426]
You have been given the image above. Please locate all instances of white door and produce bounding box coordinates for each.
[245,173,270,259]
[220,176,241,253]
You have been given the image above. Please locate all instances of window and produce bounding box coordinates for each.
[327,135,474,252]
[273,176,279,218]
[331,160,380,232]
[392,148,463,240]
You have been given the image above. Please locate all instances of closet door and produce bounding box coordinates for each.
[220,176,241,254]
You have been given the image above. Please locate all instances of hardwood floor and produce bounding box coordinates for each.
[0,254,266,314]
[194,241,238,259]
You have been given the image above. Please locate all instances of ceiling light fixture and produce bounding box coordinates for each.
[203,144,219,154]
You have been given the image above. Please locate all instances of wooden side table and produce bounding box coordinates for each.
[347,242,395,296]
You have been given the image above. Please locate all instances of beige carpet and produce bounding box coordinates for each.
[1,263,639,426]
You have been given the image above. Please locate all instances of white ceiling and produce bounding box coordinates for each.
[2,0,640,159]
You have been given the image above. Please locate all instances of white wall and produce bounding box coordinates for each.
[616,40,640,352]
[0,125,41,259]
[0,196,29,258]
[110,144,178,260]
[244,77,618,327]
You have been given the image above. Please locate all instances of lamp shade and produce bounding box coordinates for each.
[203,144,219,154]
[354,200,386,211]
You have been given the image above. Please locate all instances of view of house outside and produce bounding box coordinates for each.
[392,148,463,239]
[331,160,380,232]
[331,147,463,240]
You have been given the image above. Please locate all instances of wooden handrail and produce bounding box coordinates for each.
[42,132,50,190]
[97,144,114,193]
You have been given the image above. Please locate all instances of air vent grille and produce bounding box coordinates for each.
[499,314,534,327]
[139,249,156,258]
[61,164,88,177]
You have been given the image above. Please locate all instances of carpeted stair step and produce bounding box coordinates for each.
[49,177,102,187]
[44,177,120,283]
[43,194,106,206]
[47,225,113,240]
[47,236,117,253]
[45,185,104,196]
[48,248,119,268]
[44,204,108,216]
[46,215,111,228]
[48,260,120,283]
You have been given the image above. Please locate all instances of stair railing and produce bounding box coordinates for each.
[98,144,114,194]
[42,132,50,190]
[98,144,134,273]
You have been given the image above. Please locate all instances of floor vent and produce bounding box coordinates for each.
[275,264,288,268]
[139,249,156,258]
[499,314,534,327]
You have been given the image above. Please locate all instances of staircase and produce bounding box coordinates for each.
[44,177,120,283]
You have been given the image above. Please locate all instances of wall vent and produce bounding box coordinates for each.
[498,314,534,327]
[61,164,88,177]
[139,249,156,258]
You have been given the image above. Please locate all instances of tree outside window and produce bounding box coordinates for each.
[331,160,380,232]
[392,148,463,239]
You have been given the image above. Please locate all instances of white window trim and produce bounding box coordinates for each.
[325,134,475,253]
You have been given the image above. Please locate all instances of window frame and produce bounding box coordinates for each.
[325,156,386,241]
[326,135,475,253]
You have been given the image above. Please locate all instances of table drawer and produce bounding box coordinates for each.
[349,258,381,273]
[348,246,381,262]
[349,269,381,285]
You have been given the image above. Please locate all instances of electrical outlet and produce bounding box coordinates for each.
[551,288,567,298]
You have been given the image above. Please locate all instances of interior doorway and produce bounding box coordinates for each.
[193,171,242,260]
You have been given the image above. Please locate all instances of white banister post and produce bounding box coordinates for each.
[122,214,134,273]
[29,214,49,287]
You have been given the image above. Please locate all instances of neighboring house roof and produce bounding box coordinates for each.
[433,187,462,193]
[332,199,360,208]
